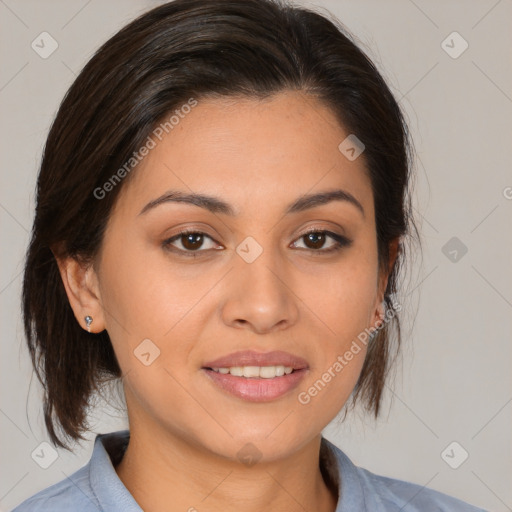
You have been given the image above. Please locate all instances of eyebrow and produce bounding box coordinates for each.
[138,188,364,217]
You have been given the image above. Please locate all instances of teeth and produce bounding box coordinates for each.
[210,365,294,378]
[243,366,260,378]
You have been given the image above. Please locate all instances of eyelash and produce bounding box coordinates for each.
[162,227,352,258]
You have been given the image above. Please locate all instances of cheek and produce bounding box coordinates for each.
[97,233,219,384]
[298,247,379,339]
[295,280,372,422]
[97,245,206,426]
[98,233,191,336]
[291,247,378,411]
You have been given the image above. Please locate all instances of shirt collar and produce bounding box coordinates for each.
[89,430,371,511]
[89,430,141,511]
[320,436,369,510]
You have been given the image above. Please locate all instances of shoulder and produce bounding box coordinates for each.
[357,466,488,511]
[11,430,132,512]
[10,465,100,511]
[321,437,488,511]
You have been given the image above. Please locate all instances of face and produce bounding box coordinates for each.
[87,91,388,461]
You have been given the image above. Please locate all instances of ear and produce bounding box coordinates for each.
[54,253,105,334]
[371,237,400,329]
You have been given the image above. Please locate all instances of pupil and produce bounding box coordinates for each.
[183,233,203,250]
[306,232,325,249]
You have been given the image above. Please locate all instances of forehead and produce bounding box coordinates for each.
[115,91,373,219]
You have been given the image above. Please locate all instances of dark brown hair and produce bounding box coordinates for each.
[22,0,417,449]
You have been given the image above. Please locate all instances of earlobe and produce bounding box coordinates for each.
[372,237,400,329]
[371,300,386,331]
[54,255,105,333]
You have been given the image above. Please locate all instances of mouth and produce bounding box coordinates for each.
[201,350,309,402]
[202,349,309,372]
[204,365,297,378]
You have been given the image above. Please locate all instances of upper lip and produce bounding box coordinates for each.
[202,350,309,370]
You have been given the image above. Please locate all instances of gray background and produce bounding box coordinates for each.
[1,0,511,510]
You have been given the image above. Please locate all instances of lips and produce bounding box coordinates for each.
[202,350,309,370]
[201,350,310,401]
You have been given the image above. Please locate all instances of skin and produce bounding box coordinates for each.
[57,90,397,512]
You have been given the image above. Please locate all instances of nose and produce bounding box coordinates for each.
[220,245,300,335]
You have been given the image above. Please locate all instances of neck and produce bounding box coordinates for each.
[115,422,338,512]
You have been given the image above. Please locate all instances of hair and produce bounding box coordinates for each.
[22,0,418,449]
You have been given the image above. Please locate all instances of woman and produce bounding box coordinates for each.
[15,0,486,510]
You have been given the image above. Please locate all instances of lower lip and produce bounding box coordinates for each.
[202,368,308,402]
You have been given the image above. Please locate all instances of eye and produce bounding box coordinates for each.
[163,230,221,257]
[291,229,351,253]
[163,228,351,258]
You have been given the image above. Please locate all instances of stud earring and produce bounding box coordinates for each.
[84,315,93,332]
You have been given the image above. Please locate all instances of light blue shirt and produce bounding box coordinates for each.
[12,430,487,511]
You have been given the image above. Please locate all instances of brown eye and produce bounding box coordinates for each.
[292,230,351,254]
[181,232,204,250]
[303,232,326,250]
[163,230,219,256]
